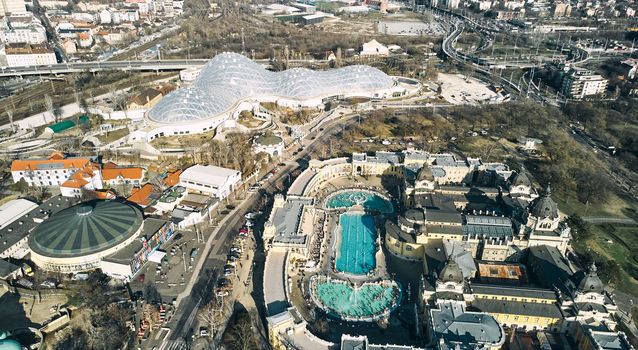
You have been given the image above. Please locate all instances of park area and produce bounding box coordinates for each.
[574,223,638,296]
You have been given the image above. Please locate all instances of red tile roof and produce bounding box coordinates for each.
[11,157,90,172]
[127,183,156,207]
[164,170,182,187]
[102,167,144,181]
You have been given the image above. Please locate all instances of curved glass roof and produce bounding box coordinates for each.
[29,200,143,258]
[148,52,395,124]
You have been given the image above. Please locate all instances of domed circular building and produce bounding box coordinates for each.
[29,200,143,273]
[253,133,284,157]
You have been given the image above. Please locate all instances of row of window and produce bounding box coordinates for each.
[18,169,70,175]
[476,294,552,304]
[183,180,219,190]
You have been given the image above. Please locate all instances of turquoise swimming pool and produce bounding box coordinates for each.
[325,190,393,213]
[336,213,376,275]
[312,278,401,320]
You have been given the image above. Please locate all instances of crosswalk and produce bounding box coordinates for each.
[162,340,186,350]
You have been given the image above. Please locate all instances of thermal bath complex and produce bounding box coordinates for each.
[262,156,414,349]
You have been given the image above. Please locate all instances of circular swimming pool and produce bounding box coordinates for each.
[310,276,401,321]
[325,190,393,213]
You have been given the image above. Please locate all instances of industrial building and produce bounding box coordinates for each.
[179,164,241,199]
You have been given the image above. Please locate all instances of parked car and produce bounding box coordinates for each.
[217,278,230,287]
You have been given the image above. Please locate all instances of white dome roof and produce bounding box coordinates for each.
[148,52,394,124]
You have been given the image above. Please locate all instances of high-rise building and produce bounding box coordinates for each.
[561,67,608,99]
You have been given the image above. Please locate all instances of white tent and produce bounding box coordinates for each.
[148,250,166,263]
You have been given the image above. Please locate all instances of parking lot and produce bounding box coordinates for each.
[438,73,498,105]
[128,228,204,302]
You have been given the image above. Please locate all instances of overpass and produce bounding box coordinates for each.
[0,59,209,77]
[0,58,315,77]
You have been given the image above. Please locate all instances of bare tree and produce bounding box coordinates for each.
[197,298,226,338]
[6,109,14,132]
[28,186,50,203]
[80,188,98,201]
[44,94,55,122]
[225,311,255,350]
[150,175,167,194]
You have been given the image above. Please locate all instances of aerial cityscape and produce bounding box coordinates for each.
[0,0,636,348]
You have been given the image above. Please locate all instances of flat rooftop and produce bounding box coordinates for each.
[477,262,527,283]
[0,196,80,257]
[264,251,288,316]
[288,169,316,196]
[103,218,169,264]
[471,298,563,318]
[270,197,313,246]
[0,199,38,229]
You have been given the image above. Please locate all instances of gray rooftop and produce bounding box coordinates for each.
[463,224,513,238]
[0,195,80,257]
[288,169,316,196]
[103,218,170,264]
[470,284,557,300]
[403,151,430,161]
[386,220,416,244]
[352,153,366,162]
[0,259,21,279]
[431,167,446,178]
[465,215,512,226]
[527,245,575,295]
[470,298,563,318]
[264,251,288,316]
[430,301,503,350]
[270,197,312,246]
[434,154,467,168]
[102,240,143,264]
[426,210,463,224]
[588,330,633,350]
[353,151,402,165]
[341,334,425,350]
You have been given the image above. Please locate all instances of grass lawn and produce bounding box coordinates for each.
[554,190,638,221]
[577,224,638,296]
[95,127,129,144]
[455,136,512,162]
[238,115,266,128]
[149,130,215,149]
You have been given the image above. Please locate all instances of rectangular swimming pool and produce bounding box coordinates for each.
[336,213,376,275]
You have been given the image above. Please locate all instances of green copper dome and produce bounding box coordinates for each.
[29,200,143,258]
